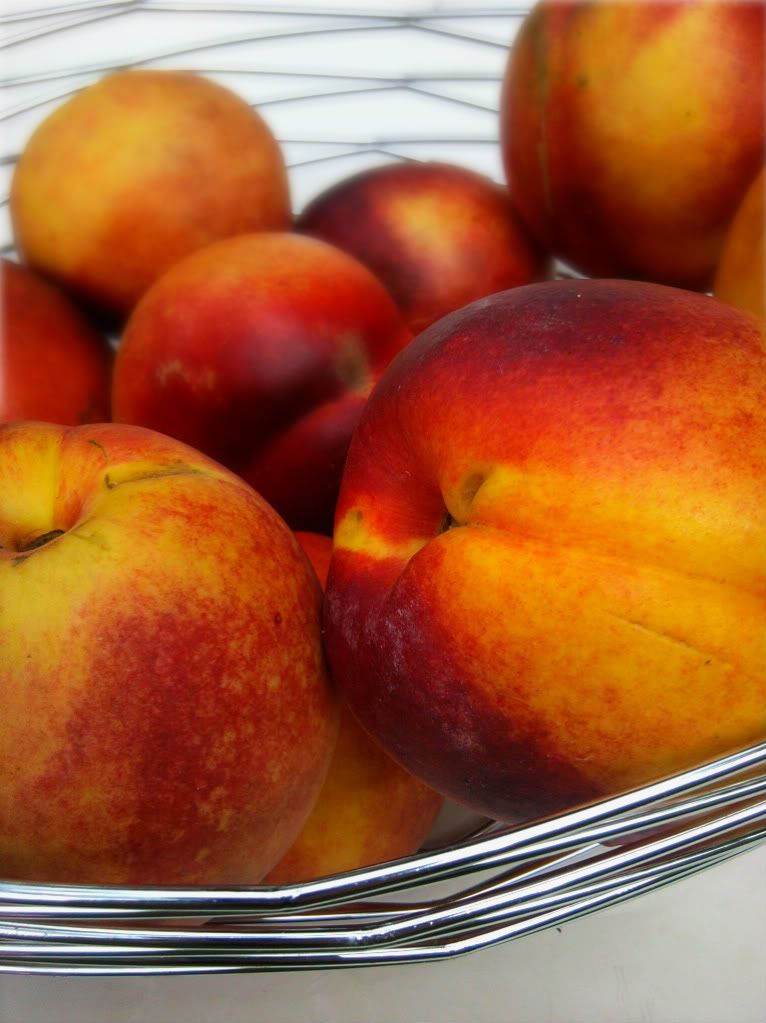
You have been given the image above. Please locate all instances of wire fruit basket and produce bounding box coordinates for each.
[1,1,765,977]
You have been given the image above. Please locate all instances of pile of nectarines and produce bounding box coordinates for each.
[1,0,764,888]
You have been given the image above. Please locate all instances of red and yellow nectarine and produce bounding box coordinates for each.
[112,233,412,534]
[10,70,291,318]
[298,161,545,334]
[0,422,336,884]
[324,280,766,822]
[501,0,765,289]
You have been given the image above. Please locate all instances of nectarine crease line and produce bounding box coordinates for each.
[606,613,737,666]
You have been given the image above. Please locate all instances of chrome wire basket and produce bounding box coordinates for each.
[0,742,765,975]
[1,1,765,978]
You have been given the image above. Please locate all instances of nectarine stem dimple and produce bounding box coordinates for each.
[17,529,65,552]
[439,511,458,534]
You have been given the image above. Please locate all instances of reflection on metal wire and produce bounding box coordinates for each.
[1,742,764,974]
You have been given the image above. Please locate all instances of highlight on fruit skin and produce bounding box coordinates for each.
[298,160,547,334]
[501,0,765,290]
[324,278,766,825]
[10,69,291,319]
[0,421,337,886]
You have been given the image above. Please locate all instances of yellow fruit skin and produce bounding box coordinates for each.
[10,70,291,317]
[0,422,337,885]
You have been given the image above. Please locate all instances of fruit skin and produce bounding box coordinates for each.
[713,168,765,327]
[10,70,290,318]
[1,259,112,425]
[265,532,442,884]
[501,0,765,290]
[298,161,546,334]
[323,279,766,822]
[0,422,337,885]
[112,233,412,535]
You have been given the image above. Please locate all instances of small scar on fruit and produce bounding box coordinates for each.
[105,465,202,490]
[71,531,110,551]
[273,612,283,626]
[87,439,108,457]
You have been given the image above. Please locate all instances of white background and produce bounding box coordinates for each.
[1,2,765,1019]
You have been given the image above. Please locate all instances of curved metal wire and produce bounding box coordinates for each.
[1,1,765,975]
[1,741,764,972]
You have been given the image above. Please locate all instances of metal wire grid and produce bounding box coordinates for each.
[1,0,529,248]
[1,0,765,976]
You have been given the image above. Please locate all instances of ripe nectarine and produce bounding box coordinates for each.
[0,422,336,884]
[324,280,765,822]
[112,233,411,534]
[501,0,765,289]
[298,161,545,334]
[1,259,112,425]
[10,70,291,318]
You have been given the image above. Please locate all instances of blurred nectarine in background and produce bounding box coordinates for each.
[501,0,764,289]
[10,70,291,319]
[298,161,545,334]
[112,233,411,535]
[1,259,112,425]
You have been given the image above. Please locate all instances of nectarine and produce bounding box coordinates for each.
[501,0,765,289]
[10,70,291,318]
[298,162,545,334]
[324,280,765,822]
[112,233,412,534]
[0,422,336,884]
[1,259,112,425]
